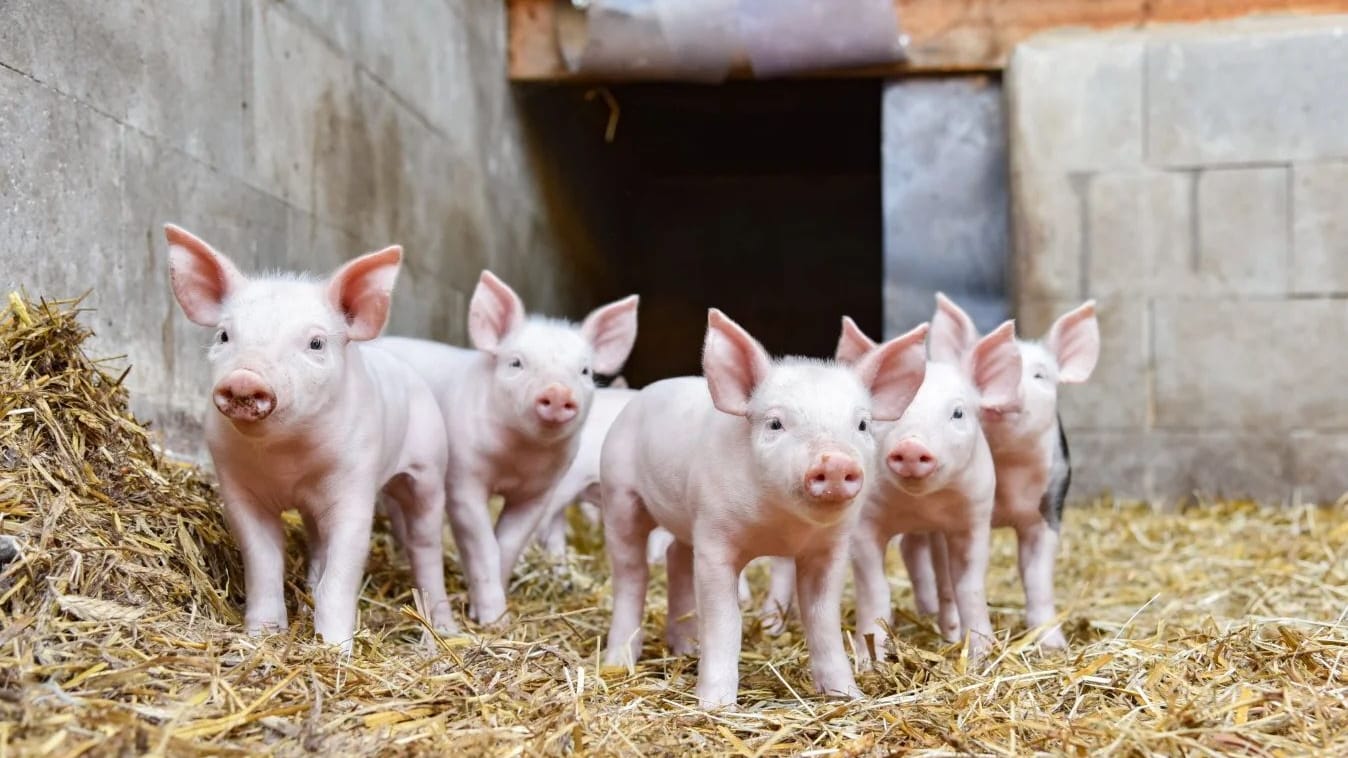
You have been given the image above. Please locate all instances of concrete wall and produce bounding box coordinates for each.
[0,1,600,454]
[1007,16,1348,504]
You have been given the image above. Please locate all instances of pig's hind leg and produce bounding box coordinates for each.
[385,473,457,634]
[899,533,940,617]
[665,539,697,655]
[758,557,796,636]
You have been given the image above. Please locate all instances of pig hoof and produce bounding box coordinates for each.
[818,680,863,700]
[695,687,738,711]
[470,599,508,627]
[666,634,696,657]
[760,612,788,637]
[1036,627,1068,651]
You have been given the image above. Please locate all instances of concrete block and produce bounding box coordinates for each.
[1195,167,1288,296]
[882,78,1009,336]
[1010,169,1084,303]
[1086,170,1192,297]
[1147,432,1291,504]
[1146,18,1348,166]
[1021,295,1149,431]
[1062,430,1150,501]
[0,0,243,174]
[1153,299,1348,431]
[1007,33,1145,172]
[1289,431,1348,505]
[1292,162,1348,295]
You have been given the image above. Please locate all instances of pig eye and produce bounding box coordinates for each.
[309,337,325,351]
[952,408,965,420]
[767,418,784,432]
[508,357,523,369]
[217,330,229,344]
[858,419,868,432]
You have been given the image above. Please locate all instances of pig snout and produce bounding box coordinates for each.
[888,438,937,479]
[534,383,579,425]
[213,370,277,422]
[803,452,864,504]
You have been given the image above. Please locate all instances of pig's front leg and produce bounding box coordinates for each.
[944,525,995,660]
[899,533,940,616]
[385,475,457,634]
[221,483,288,634]
[693,541,745,709]
[1017,518,1066,649]
[796,543,862,700]
[759,556,795,636]
[602,489,655,667]
[494,490,555,585]
[849,522,893,665]
[311,499,376,652]
[445,480,508,625]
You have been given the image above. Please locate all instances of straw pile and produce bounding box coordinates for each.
[2,293,1347,756]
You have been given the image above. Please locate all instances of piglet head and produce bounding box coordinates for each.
[704,310,927,525]
[166,223,401,434]
[469,270,639,442]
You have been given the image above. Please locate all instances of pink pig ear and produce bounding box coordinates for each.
[164,223,247,326]
[328,245,402,341]
[468,270,526,352]
[581,294,639,376]
[1047,300,1099,384]
[702,309,772,417]
[970,321,1023,412]
[834,316,878,366]
[929,292,980,364]
[853,322,928,421]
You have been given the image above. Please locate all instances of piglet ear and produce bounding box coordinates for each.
[468,270,526,352]
[164,223,247,326]
[970,321,1023,412]
[702,309,772,417]
[929,292,980,364]
[1047,300,1099,384]
[853,322,928,421]
[581,294,639,376]
[834,316,878,366]
[327,245,402,341]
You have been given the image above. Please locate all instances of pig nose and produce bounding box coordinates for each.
[213,370,276,422]
[803,453,864,504]
[534,383,578,425]
[888,439,937,479]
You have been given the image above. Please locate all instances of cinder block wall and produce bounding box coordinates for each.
[1007,17,1348,503]
[0,2,598,454]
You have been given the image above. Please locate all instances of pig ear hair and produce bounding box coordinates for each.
[164,223,247,327]
[468,270,526,353]
[834,316,878,366]
[853,322,928,421]
[929,292,980,364]
[581,294,640,376]
[970,321,1023,412]
[328,245,402,341]
[1047,300,1099,384]
[702,309,772,417]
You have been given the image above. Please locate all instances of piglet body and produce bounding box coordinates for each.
[601,310,928,709]
[165,225,454,650]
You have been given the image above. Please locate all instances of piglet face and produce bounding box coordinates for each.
[705,311,928,525]
[165,224,401,434]
[468,271,639,441]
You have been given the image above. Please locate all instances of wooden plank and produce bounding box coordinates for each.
[507,0,1348,81]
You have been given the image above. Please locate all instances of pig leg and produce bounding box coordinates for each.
[495,492,555,585]
[796,544,862,700]
[646,526,674,565]
[299,509,326,594]
[693,541,745,709]
[602,488,655,667]
[385,475,457,634]
[899,533,940,616]
[759,556,795,636]
[1017,519,1066,650]
[850,523,893,665]
[381,494,410,560]
[445,481,508,625]
[539,501,570,562]
[221,487,288,634]
[943,526,995,660]
[929,533,962,642]
[664,540,697,655]
[311,503,375,652]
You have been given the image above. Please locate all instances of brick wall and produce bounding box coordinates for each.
[1006,17,1348,503]
[0,2,600,456]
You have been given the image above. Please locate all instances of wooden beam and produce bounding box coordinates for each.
[507,0,1348,81]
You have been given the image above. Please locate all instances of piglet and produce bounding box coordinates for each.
[601,309,928,708]
[165,224,454,649]
[378,274,638,623]
[833,316,1022,663]
[915,293,1098,649]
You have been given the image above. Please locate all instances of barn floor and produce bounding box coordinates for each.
[3,296,1348,756]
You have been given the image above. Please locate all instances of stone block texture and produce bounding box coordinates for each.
[0,1,596,457]
[1008,16,1348,504]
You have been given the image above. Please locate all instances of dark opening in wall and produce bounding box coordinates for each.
[519,80,884,387]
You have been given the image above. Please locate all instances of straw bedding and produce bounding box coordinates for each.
[2,293,1347,756]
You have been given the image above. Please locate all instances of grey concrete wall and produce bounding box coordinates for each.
[0,1,598,454]
[1007,16,1348,504]
[882,77,1010,339]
